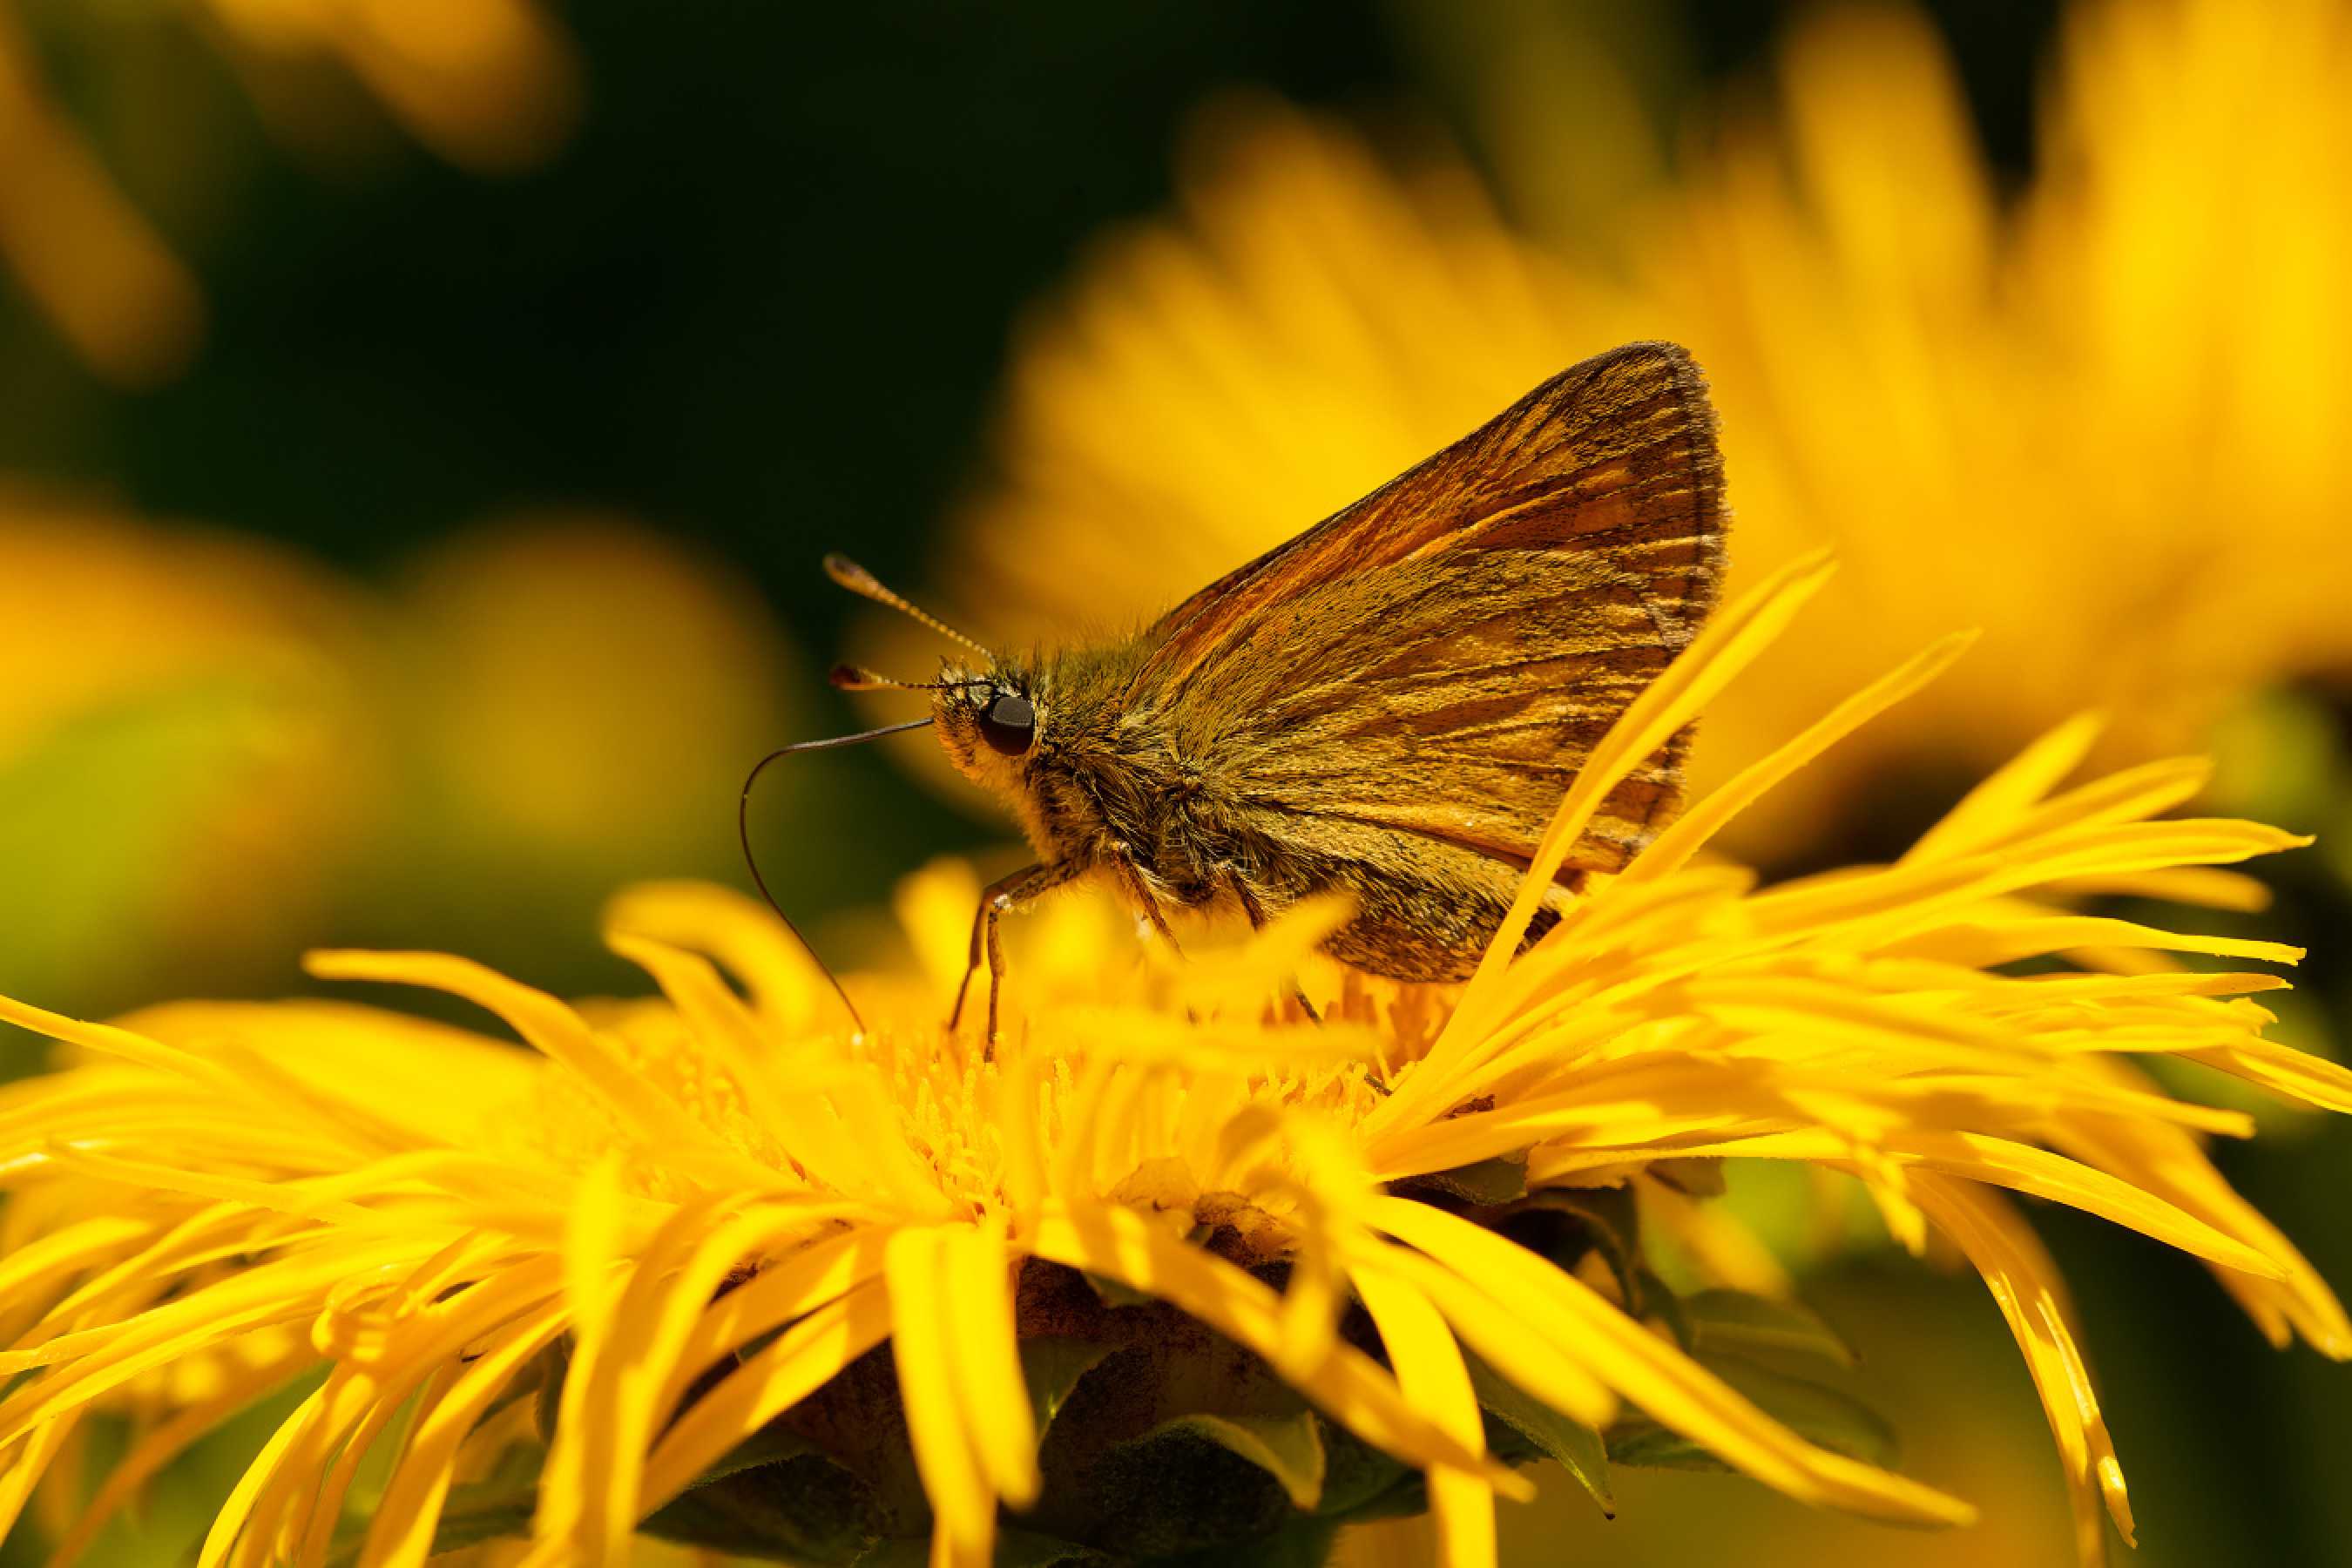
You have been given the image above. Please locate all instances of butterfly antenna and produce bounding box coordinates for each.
[822,554,990,657]
[738,715,936,1037]
[829,663,990,695]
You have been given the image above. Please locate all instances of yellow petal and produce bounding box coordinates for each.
[1352,1267,1495,1568]
[1903,713,2106,864]
[887,1227,996,1559]
[945,1220,1039,1509]
[1369,1197,1975,1525]
[639,1276,896,1514]
[1628,628,1979,886]
[1909,1175,2131,1565]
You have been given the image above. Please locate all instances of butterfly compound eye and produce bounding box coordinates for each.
[977,692,1036,756]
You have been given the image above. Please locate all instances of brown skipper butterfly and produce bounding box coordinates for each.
[748,341,1727,1042]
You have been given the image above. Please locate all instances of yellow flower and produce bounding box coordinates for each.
[926,0,2352,855]
[0,560,2342,1566]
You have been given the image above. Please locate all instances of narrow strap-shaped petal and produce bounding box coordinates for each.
[945,1220,1039,1508]
[1348,1242,1616,1431]
[1354,1267,1495,1568]
[1369,1196,1975,1524]
[302,950,783,1190]
[888,1227,996,1561]
[1909,1174,2129,1566]
[1626,629,1978,886]
[1903,713,2105,864]
[532,1153,632,1558]
[1026,1203,1527,1495]
[602,881,831,1033]
[355,1301,572,1568]
[637,1277,896,1515]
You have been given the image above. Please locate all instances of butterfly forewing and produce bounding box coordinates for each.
[1133,341,1727,881]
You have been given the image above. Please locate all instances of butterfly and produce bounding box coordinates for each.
[753,341,1727,1040]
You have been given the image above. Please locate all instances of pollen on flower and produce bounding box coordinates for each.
[0,560,2345,1568]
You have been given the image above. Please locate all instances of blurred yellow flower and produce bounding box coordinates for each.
[0,500,366,1006]
[936,0,2352,856]
[1,563,2342,1566]
[0,506,793,1014]
[0,0,578,382]
[382,512,793,866]
[206,0,582,173]
[0,11,206,385]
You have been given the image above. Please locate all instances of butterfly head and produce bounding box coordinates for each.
[814,555,1054,794]
[929,656,1046,792]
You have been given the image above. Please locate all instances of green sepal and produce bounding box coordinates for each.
[1147,1516,1342,1568]
[533,1339,569,1444]
[1505,1186,1641,1306]
[1085,1402,1328,1558]
[992,1526,1119,1566]
[1683,1289,1858,1368]
[1139,1409,1327,1510]
[640,1430,885,1564]
[1463,1350,1613,1516]
[1646,1159,1727,1197]
[1019,1335,1119,1443]
[853,1531,1113,1568]
[1635,1268,1693,1351]
[1607,1353,1897,1472]
[1082,1271,1160,1309]
[685,1423,824,1489]
[1389,1152,1529,1206]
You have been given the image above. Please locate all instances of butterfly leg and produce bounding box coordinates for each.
[1111,848,1183,954]
[950,861,1078,1051]
[1230,877,1320,1024]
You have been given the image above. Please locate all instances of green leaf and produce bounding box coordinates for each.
[1308,1420,1417,1522]
[1607,1354,1897,1473]
[1464,1351,1612,1517]
[1684,1290,1858,1368]
[1146,1410,1328,1511]
[1018,1336,1118,1443]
